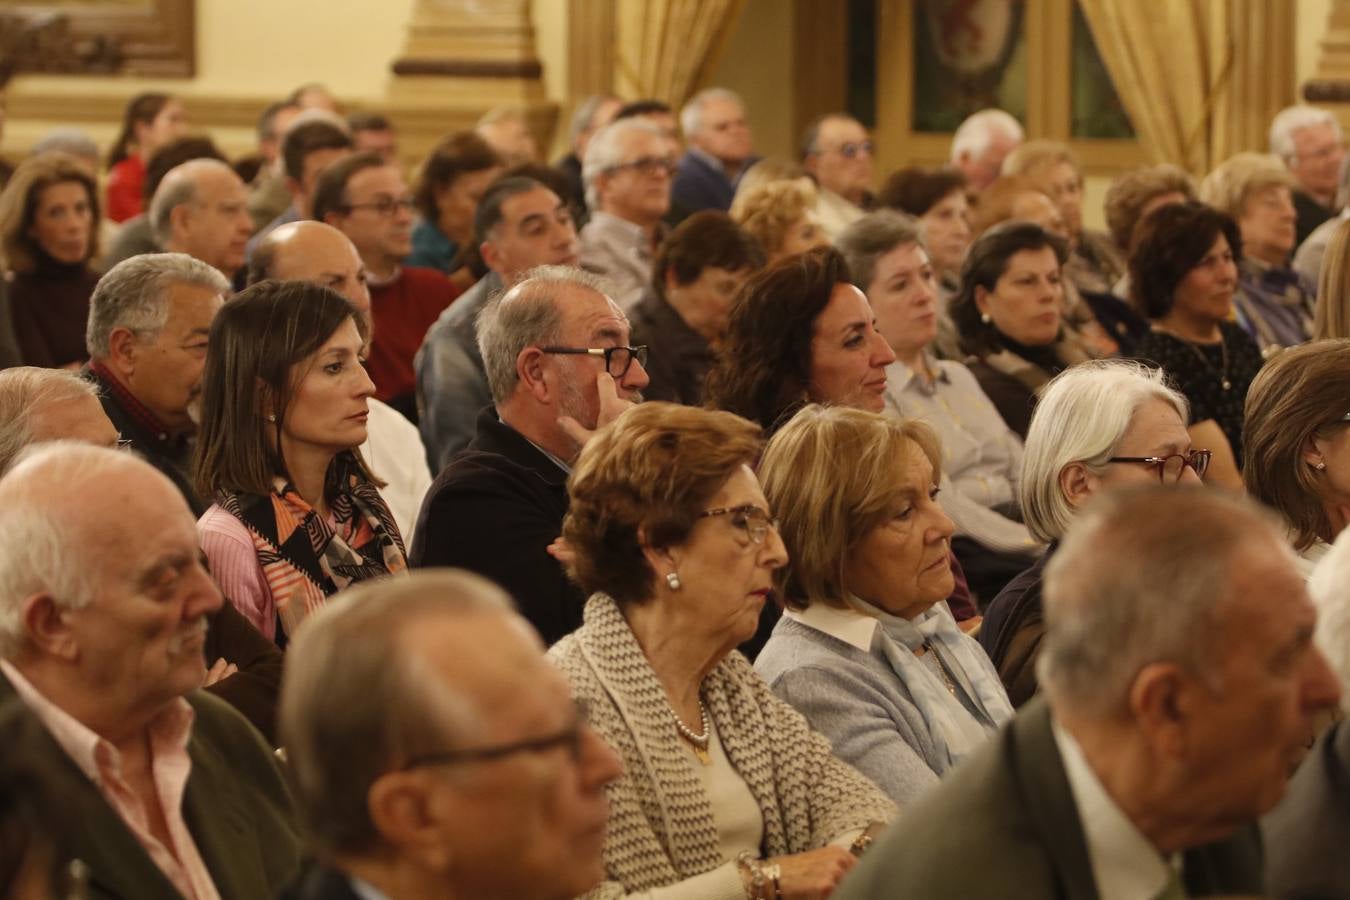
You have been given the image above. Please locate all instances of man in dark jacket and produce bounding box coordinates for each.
[672,88,758,215]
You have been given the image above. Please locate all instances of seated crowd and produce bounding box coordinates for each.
[3,81,1350,900]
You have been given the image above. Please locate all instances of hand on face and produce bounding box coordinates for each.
[557,371,635,449]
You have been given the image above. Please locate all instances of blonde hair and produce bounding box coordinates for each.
[1315,218,1350,340]
[731,178,818,259]
[759,405,941,611]
[1197,152,1295,219]
[0,151,100,273]
[731,157,807,209]
[1000,139,1079,181]
[1102,164,1196,250]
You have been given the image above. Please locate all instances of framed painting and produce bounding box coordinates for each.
[4,0,195,77]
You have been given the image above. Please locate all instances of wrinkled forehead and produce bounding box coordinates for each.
[560,288,629,340]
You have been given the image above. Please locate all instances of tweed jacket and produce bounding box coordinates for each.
[834,698,1264,900]
[549,594,895,898]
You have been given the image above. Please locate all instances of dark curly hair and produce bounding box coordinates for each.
[652,210,765,299]
[950,221,1068,356]
[703,245,850,434]
[1127,200,1243,319]
[876,166,967,217]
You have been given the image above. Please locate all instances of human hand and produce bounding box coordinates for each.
[547,536,576,567]
[767,846,857,899]
[204,657,238,687]
[558,371,635,449]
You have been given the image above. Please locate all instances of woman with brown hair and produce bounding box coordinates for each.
[0,152,103,368]
[408,131,504,286]
[1243,339,1350,575]
[105,92,186,223]
[194,280,405,647]
[550,401,893,899]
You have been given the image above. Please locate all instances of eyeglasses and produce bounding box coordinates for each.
[343,196,416,217]
[401,702,590,770]
[1106,449,1212,483]
[604,156,677,178]
[824,140,873,159]
[699,505,780,544]
[539,345,649,378]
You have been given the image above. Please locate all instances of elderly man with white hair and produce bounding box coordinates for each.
[0,443,301,898]
[950,108,1024,193]
[150,157,254,278]
[839,485,1340,900]
[672,87,758,214]
[578,118,675,309]
[1270,104,1346,245]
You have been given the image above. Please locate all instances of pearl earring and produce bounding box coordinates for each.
[980,312,992,325]
[266,413,277,423]
[666,571,682,591]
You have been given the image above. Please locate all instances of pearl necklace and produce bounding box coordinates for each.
[670,700,711,766]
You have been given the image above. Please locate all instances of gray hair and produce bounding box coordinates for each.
[836,209,926,292]
[476,265,609,404]
[680,87,745,138]
[31,128,99,163]
[1309,527,1350,715]
[0,368,98,475]
[1020,360,1189,543]
[86,252,230,359]
[279,569,514,854]
[568,94,619,147]
[582,118,667,211]
[149,157,236,245]
[1270,104,1342,163]
[1038,485,1284,718]
[950,108,1024,163]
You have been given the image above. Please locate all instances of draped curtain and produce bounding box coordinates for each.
[1079,0,1293,178]
[616,0,749,109]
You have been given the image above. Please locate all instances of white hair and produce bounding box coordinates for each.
[0,368,99,475]
[1270,105,1342,162]
[950,108,1024,163]
[86,252,229,359]
[680,87,745,138]
[1020,359,1189,543]
[1309,526,1350,715]
[149,157,238,244]
[568,94,619,147]
[581,118,667,211]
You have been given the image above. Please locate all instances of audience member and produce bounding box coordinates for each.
[629,210,763,405]
[150,158,253,278]
[102,136,228,269]
[579,118,675,309]
[1295,153,1350,291]
[673,87,758,214]
[476,107,538,165]
[317,151,458,421]
[1130,201,1262,485]
[346,110,398,163]
[248,220,433,540]
[0,152,101,368]
[838,210,1040,600]
[247,114,353,257]
[949,108,1024,192]
[800,113,874,237]
[730,156,810,208]
[1271,104,1345,245]
[1314,217,1350,339]
[277,569,623,900]
[245,100,302,231]
[1243,339,1350,575]
[876,166,971,307]
[756,405,1014,804]
[0,703,76,899]
[730,178,828,263]
[288,82,341,113]
[104,92,186,223]
[838,485,1339,899]
[979,361,1204,706]
[410,267,647,644]
[551,401,895,896]
[1200,151,1314,353]
[195,280,407,646]
[612,98,681,147]
[556,93,623,216]
[29,127,99,170]
[949,222,1091,438]
[0,443,303,898]
[969,173,1067,239]
[84,253,230,514]
[1102,163,1195,262]
[407,131,503,280]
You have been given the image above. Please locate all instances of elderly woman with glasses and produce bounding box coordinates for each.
[979,360,1207,706]
[1243,339,1350,576]
[754,405,1014,805]
[550,401,894,900]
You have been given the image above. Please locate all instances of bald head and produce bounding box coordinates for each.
[248,220,371,318]
[150,158,252,275]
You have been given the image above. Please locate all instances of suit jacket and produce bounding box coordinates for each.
[277,862,366,900]
[409,407,584,645]
[201,599,284,744]
[834,698,1265,900]
[626,289,712,406]
[0,672,301,900]
[1262,718,1350,899]
[671,149,749,214]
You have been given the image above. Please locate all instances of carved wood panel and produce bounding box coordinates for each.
[4,0,195,77]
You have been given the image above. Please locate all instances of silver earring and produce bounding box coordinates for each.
[980,312,992,325]
[665,571,681,591]
[1315,461,1327,471]
[266,413,276,423]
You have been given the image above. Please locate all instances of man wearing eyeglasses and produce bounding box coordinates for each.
[410,267,649,644]
[801,114,875,239]
[316,151,459,423]
[579,118,675,310]
[278,569,623,900]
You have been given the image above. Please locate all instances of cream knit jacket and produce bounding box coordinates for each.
[549,594,896,899]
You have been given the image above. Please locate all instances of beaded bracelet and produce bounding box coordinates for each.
[735,852,780,900]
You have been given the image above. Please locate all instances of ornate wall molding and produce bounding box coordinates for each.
[6,0,195,77]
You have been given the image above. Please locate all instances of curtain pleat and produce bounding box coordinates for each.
[619,0,749,109]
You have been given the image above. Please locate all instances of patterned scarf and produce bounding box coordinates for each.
[218,453,407,639]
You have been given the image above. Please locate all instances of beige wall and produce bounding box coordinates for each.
[711,0,797,160]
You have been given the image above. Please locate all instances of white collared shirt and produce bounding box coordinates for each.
[785,601,877,651]
[1051,719,1180,900]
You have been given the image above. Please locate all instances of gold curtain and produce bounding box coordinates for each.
[1079,0,1293,178]
[616,0,750,108]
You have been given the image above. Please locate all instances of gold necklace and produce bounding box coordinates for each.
[1155,325,1231,391]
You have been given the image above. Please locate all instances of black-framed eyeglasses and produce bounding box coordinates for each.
[1106,449,1212,483]
[699,504,779,545]
[539,345,649,378]
[827,140,874,159]
[342,196,416,217]
[401,701,589,770]
[604,156,677,178]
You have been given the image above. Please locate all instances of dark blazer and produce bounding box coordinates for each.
[202,600,284,744]
[1263,718,1350,899]
[626,289,713,406]
[410,407,584,645]
[278,862,366,900]
[672,150,738,214]
[0,672,301,900]
[834,699,1265,900]
[979,546,1054,708]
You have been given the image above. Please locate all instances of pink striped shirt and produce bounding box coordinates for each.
[197,505,274,640]
[1,660,222,900]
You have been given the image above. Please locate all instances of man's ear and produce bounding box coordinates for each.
[169,202,192,241]
[479,240,501,275]
[285,176,304,204]
[517,346,550,402]
[21,593,80,661]
[367,772,455,872]
[105,327,142,380]
[1127,661,1195,760]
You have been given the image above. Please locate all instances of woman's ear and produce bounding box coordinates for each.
[1302,433,1327,472]
[1059,462,1097,511]
[974,284,991,318]
[637,525,678,584]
